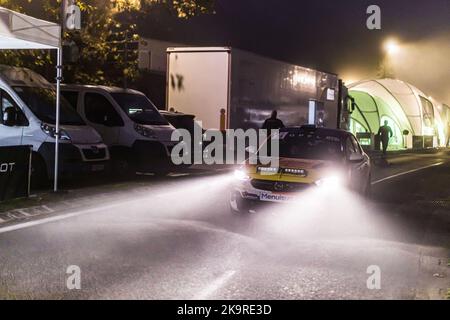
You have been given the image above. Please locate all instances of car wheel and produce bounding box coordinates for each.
[31,154,49,190]
[113,154,135,177]
[230,192,249,215]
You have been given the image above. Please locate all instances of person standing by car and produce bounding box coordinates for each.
[262,110,285,133]
[378,120,393,155]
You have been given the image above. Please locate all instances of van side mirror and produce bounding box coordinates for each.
[103,115,116,127]
[102,114,123,127]
[2,107,17,127]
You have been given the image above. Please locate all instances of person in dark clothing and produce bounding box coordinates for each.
[378,120,393,155]
[262,110,285,133]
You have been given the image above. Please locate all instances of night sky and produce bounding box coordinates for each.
[139,0,450,101]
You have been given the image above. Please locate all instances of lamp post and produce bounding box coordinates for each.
[53,0,81,192]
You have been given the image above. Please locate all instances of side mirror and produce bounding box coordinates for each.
[348,153,364,163]
[103,115,115,127]
[2,107,17,127]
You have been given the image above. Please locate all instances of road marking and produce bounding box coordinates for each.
[0,190,182,234]
[194,270,236,300]
[0,201,137,235]
[371,162,445,185]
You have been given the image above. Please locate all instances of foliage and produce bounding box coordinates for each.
[0,0,215,86]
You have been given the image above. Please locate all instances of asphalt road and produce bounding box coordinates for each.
[0,151,449,300]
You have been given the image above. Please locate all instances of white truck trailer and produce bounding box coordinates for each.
[166,47,352,131]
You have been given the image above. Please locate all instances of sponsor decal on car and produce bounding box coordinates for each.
[259,192,293,202]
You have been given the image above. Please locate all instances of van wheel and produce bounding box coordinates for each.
[31,154,48,190]
[114,155,135,177]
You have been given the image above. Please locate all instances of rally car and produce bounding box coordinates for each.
[230,126,371,214]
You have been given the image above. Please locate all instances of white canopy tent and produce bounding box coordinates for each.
[0,6,62,191]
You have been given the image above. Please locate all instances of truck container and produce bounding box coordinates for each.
[166,47,351,131]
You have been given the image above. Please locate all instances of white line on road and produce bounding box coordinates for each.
[0,203,120,235]
[371,162,445,185]
[0,190,181,234]
[194,270,236,300]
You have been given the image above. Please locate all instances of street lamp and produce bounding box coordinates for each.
[384,39,400,55]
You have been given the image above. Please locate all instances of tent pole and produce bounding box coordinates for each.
[54,47,62,192]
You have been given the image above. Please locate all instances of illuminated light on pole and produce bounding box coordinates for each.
[384,39,400,55]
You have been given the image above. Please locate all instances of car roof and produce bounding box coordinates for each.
[60,84,144,95]
[281,126,352,139]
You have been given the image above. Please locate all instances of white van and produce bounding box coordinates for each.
[0,66,109,185]
[60,85,178,175]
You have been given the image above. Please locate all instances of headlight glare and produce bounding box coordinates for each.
[315,175,342,188]
[234,169,250,181]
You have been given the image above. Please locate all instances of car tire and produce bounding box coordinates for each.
[31,154,49,190]
[230,192,250,215]
[113,154,135,177]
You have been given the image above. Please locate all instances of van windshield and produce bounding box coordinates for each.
[14,86,85,126]
[112,93,169,126]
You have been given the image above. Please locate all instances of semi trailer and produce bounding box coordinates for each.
[166,47,352,132]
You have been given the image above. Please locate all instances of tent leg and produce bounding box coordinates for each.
[54,48,62,192]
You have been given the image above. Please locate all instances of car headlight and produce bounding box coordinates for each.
[315,175,342,188]
[234,169,250,181]
[41,123,71,141]
[134,124,157,139]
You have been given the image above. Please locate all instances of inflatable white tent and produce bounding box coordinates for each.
[348,79,448,150]
[0,6,62,191]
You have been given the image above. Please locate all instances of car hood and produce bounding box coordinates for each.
[61,125,103,144]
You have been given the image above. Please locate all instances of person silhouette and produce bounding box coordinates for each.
[378,120,393,155]
[262,110,285,133]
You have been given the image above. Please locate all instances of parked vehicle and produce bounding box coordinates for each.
[0,66,109,186]
[166,47,353,131]
[231,125,372,214]
[61,85,178,175]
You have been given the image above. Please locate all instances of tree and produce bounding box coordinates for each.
[0,0,215,86]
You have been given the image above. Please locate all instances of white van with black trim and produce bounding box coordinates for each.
[0,66,109,185]
[60,85,178,175]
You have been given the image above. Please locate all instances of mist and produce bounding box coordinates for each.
[340,33,450,105]
[392,33,450,104]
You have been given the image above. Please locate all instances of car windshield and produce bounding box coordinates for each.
[112,93,168,126]
[14,86,85,126]
[263,131,344,161]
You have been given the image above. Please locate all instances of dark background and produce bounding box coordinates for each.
[138,0,450,76]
